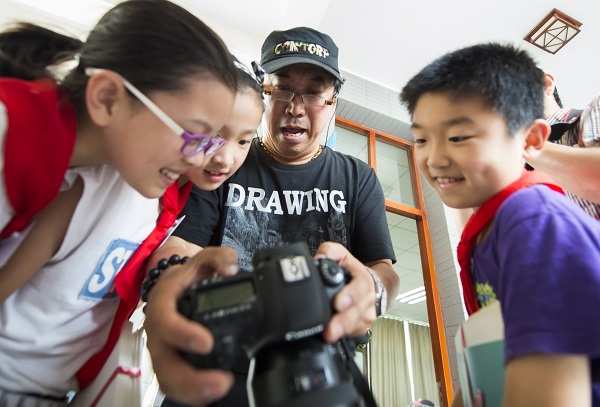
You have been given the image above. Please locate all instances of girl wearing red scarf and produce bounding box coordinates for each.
[0,1,239,405]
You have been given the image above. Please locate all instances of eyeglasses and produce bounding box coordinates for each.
[85,68,225,157]
[264,88,335,107]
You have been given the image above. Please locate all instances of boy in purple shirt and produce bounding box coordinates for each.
[400,43,600,406]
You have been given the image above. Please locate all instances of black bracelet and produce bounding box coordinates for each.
[140,254,190,302]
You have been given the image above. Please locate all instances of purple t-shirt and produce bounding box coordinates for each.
[472,185,600,404]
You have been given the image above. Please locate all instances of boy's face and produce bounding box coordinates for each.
[411,92,527,210]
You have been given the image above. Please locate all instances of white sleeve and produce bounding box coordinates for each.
[0,101,15,231]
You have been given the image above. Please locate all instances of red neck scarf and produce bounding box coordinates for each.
[76,181,192,389]
[0,79,76,237]
[457,170,564,315]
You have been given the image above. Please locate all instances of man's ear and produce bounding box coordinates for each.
[523,119,550,160]
[85,71,125,126]
[543,73,555,96]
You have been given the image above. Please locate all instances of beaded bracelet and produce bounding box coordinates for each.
[140,254,190,302]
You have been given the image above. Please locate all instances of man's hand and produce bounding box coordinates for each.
[144,247,238,406]
[315,242,381,343]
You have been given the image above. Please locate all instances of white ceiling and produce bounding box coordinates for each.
[181,0,600,110]
[2,0,598,110]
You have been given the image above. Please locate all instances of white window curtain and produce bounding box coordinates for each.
[370,317,412,406]
[408,323,438,404]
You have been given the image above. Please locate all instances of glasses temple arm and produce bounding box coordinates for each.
[120,77,185,136]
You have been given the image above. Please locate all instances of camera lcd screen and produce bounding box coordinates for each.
[194,281,256,314]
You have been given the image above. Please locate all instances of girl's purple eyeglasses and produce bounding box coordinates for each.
[85,68,226,157]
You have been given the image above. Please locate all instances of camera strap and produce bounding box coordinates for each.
[340,337,378,407]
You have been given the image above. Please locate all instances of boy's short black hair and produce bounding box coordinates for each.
[400,43,545,136]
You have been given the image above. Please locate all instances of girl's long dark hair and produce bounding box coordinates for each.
[0,22,82,80]
[0,0,238,112]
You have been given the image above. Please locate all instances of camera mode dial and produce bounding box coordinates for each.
[317,258,346,287]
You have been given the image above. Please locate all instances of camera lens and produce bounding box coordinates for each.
[250,338,360,407]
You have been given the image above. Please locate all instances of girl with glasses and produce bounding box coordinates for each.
[145,58,265,407]
[0,0,241,405]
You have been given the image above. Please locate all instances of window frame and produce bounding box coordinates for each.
[335,116,452,407]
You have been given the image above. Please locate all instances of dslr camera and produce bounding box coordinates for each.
[177,242,367,407]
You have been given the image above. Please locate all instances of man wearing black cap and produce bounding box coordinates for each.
[257,27,344,166]
[153,26,399,407]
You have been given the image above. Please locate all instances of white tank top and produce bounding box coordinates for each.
[0,106,159,395]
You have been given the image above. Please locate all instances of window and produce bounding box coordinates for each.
[334,117,451,406]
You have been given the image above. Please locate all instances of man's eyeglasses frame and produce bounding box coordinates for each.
[263,86,335,108]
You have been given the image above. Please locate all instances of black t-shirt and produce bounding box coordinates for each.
[176,138,396,271]
[168,138,395,407]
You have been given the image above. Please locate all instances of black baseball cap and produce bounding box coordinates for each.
[260,26,343,82]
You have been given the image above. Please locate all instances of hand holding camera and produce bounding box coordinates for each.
[177,242,375,407]
[143,246,239,407]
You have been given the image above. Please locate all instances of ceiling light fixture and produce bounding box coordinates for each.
[524,8,582,54]
[396,286,424,302]
[397,286,426,304]
[407,296,427,305]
